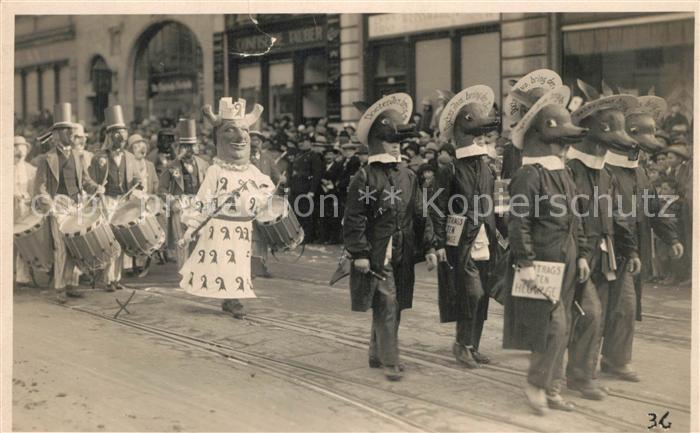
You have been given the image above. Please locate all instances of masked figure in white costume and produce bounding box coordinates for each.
[180,98,274,319]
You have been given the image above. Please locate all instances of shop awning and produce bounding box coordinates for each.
[563,16,694,55]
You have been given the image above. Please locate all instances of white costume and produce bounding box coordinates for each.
[179,159,274,298]
[14,157,36,284]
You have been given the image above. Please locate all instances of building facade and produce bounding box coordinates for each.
[15,15,223,128]
[15,12,694,129]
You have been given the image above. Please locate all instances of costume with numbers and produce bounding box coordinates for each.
[180,161,274,299]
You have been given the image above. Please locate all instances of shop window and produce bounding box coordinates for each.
[239,64,261,106]
[461,32,501,108]
[415,38,451,107]
[269,60,295,122]
[302,53,327,120]
[372,43,408,99]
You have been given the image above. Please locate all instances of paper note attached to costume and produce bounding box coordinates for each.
[446,215,466,247]
[512,261,565,303]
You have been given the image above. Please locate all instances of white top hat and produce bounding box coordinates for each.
[356,93,413,146]
[438,84,494,140]
[511,86,571,150]
[504,69,562,129]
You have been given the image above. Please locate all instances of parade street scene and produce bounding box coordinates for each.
[10,10,695,433]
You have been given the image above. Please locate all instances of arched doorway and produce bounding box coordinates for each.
[90,55,112,124]
[133,21,203,126]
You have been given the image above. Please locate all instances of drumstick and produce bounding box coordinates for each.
[176,180,252,248]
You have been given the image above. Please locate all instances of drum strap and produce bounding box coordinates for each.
[270,242,305,264]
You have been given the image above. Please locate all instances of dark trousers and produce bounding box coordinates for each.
[601,258,636,367]
[528,300,570,391]
[317,194,341,243]
[368,266,400,366]
[566,277,605,383]
[455,258,488,349]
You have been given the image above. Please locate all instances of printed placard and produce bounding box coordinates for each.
[446,215,466,247]
[512,260,565,302]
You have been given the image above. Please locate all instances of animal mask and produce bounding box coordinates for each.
[504,69,563,129]
[625,95,668,155]
[202,98,264,165]
[438,85,499,152]
[354,93,416,161]
[512,86,587,157]
[573,80,639,158]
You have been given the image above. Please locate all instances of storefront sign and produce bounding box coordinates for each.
[150,78,194,95]
[232,25,325,54]
[368,13,499,39]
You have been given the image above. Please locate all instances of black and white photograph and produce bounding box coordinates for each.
[2,3,698,432]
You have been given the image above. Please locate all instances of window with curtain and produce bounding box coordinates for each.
[238,64,261,106]
[302,53,327,120]
[461,32,501,109]
[269,60,294,122]
[415,38,451,108]
[372,42,408,100]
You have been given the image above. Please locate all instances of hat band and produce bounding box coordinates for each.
[179,138,197,144]
[106,123,126,131]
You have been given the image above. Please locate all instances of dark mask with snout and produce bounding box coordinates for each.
[580,108,638,160]
[354,100,417,155]
[625,112,664,155]
[452,102,500,148]
[523,104,588,157]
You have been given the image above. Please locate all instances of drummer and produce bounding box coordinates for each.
[88,105,144,291]
[14,136,37,287]
[33,103,104,302]
[128,133,159,277]
[158,118,210,270]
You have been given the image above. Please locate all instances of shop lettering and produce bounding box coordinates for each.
[234,25,324,53]
[151,79,193,94]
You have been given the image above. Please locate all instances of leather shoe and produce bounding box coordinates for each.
[567,379,607,400]
[369,357,404,371]
[104,283,115,292]
[222,299,246,319]
[601,359,640,382]
[546,394,575,412]
[523,383,548,416]
[453,342,479,369]
[470,348,491,364]
[384,365,403,381]
[65,287,84,298]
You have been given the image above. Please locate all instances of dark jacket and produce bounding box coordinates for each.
[431,157,498,322]
[251,150,281,186]
[605,162,680,320]
[336,155,361,200]
[34,147,99,199]
[343,163,435,311]
[88,150,142,191]
[157,156,209,196]
[567,159,638,277]
[502,164,588,352]
[289,149,323,196]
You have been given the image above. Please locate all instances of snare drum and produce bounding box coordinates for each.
[14,214,53,272]
[60,212,121,273]
[254,196,304,251]
[110,196,166,257]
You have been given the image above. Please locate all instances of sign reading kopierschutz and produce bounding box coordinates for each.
[368,13,500,39]
[511,261,566,303]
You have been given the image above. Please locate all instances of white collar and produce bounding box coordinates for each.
[368,153,401,164]
[456,143,489,159]
[521,155,565,171]
[214,157,250,171]
[604,151,639,169]
[566,147,606,170]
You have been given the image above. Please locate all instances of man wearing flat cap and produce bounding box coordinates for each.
[34,103,103,302]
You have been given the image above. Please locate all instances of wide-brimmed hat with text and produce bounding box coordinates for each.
[511,85,571,150]
[504,69,562,129]
[355,93,412,146]
[629,95,668,126]
[571,79,638,125]
[438,84,494,140]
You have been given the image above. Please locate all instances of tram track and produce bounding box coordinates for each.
[61,303,547,432]
[77,284,686,431]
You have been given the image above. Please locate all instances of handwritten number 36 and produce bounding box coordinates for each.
[648,411,671,430]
